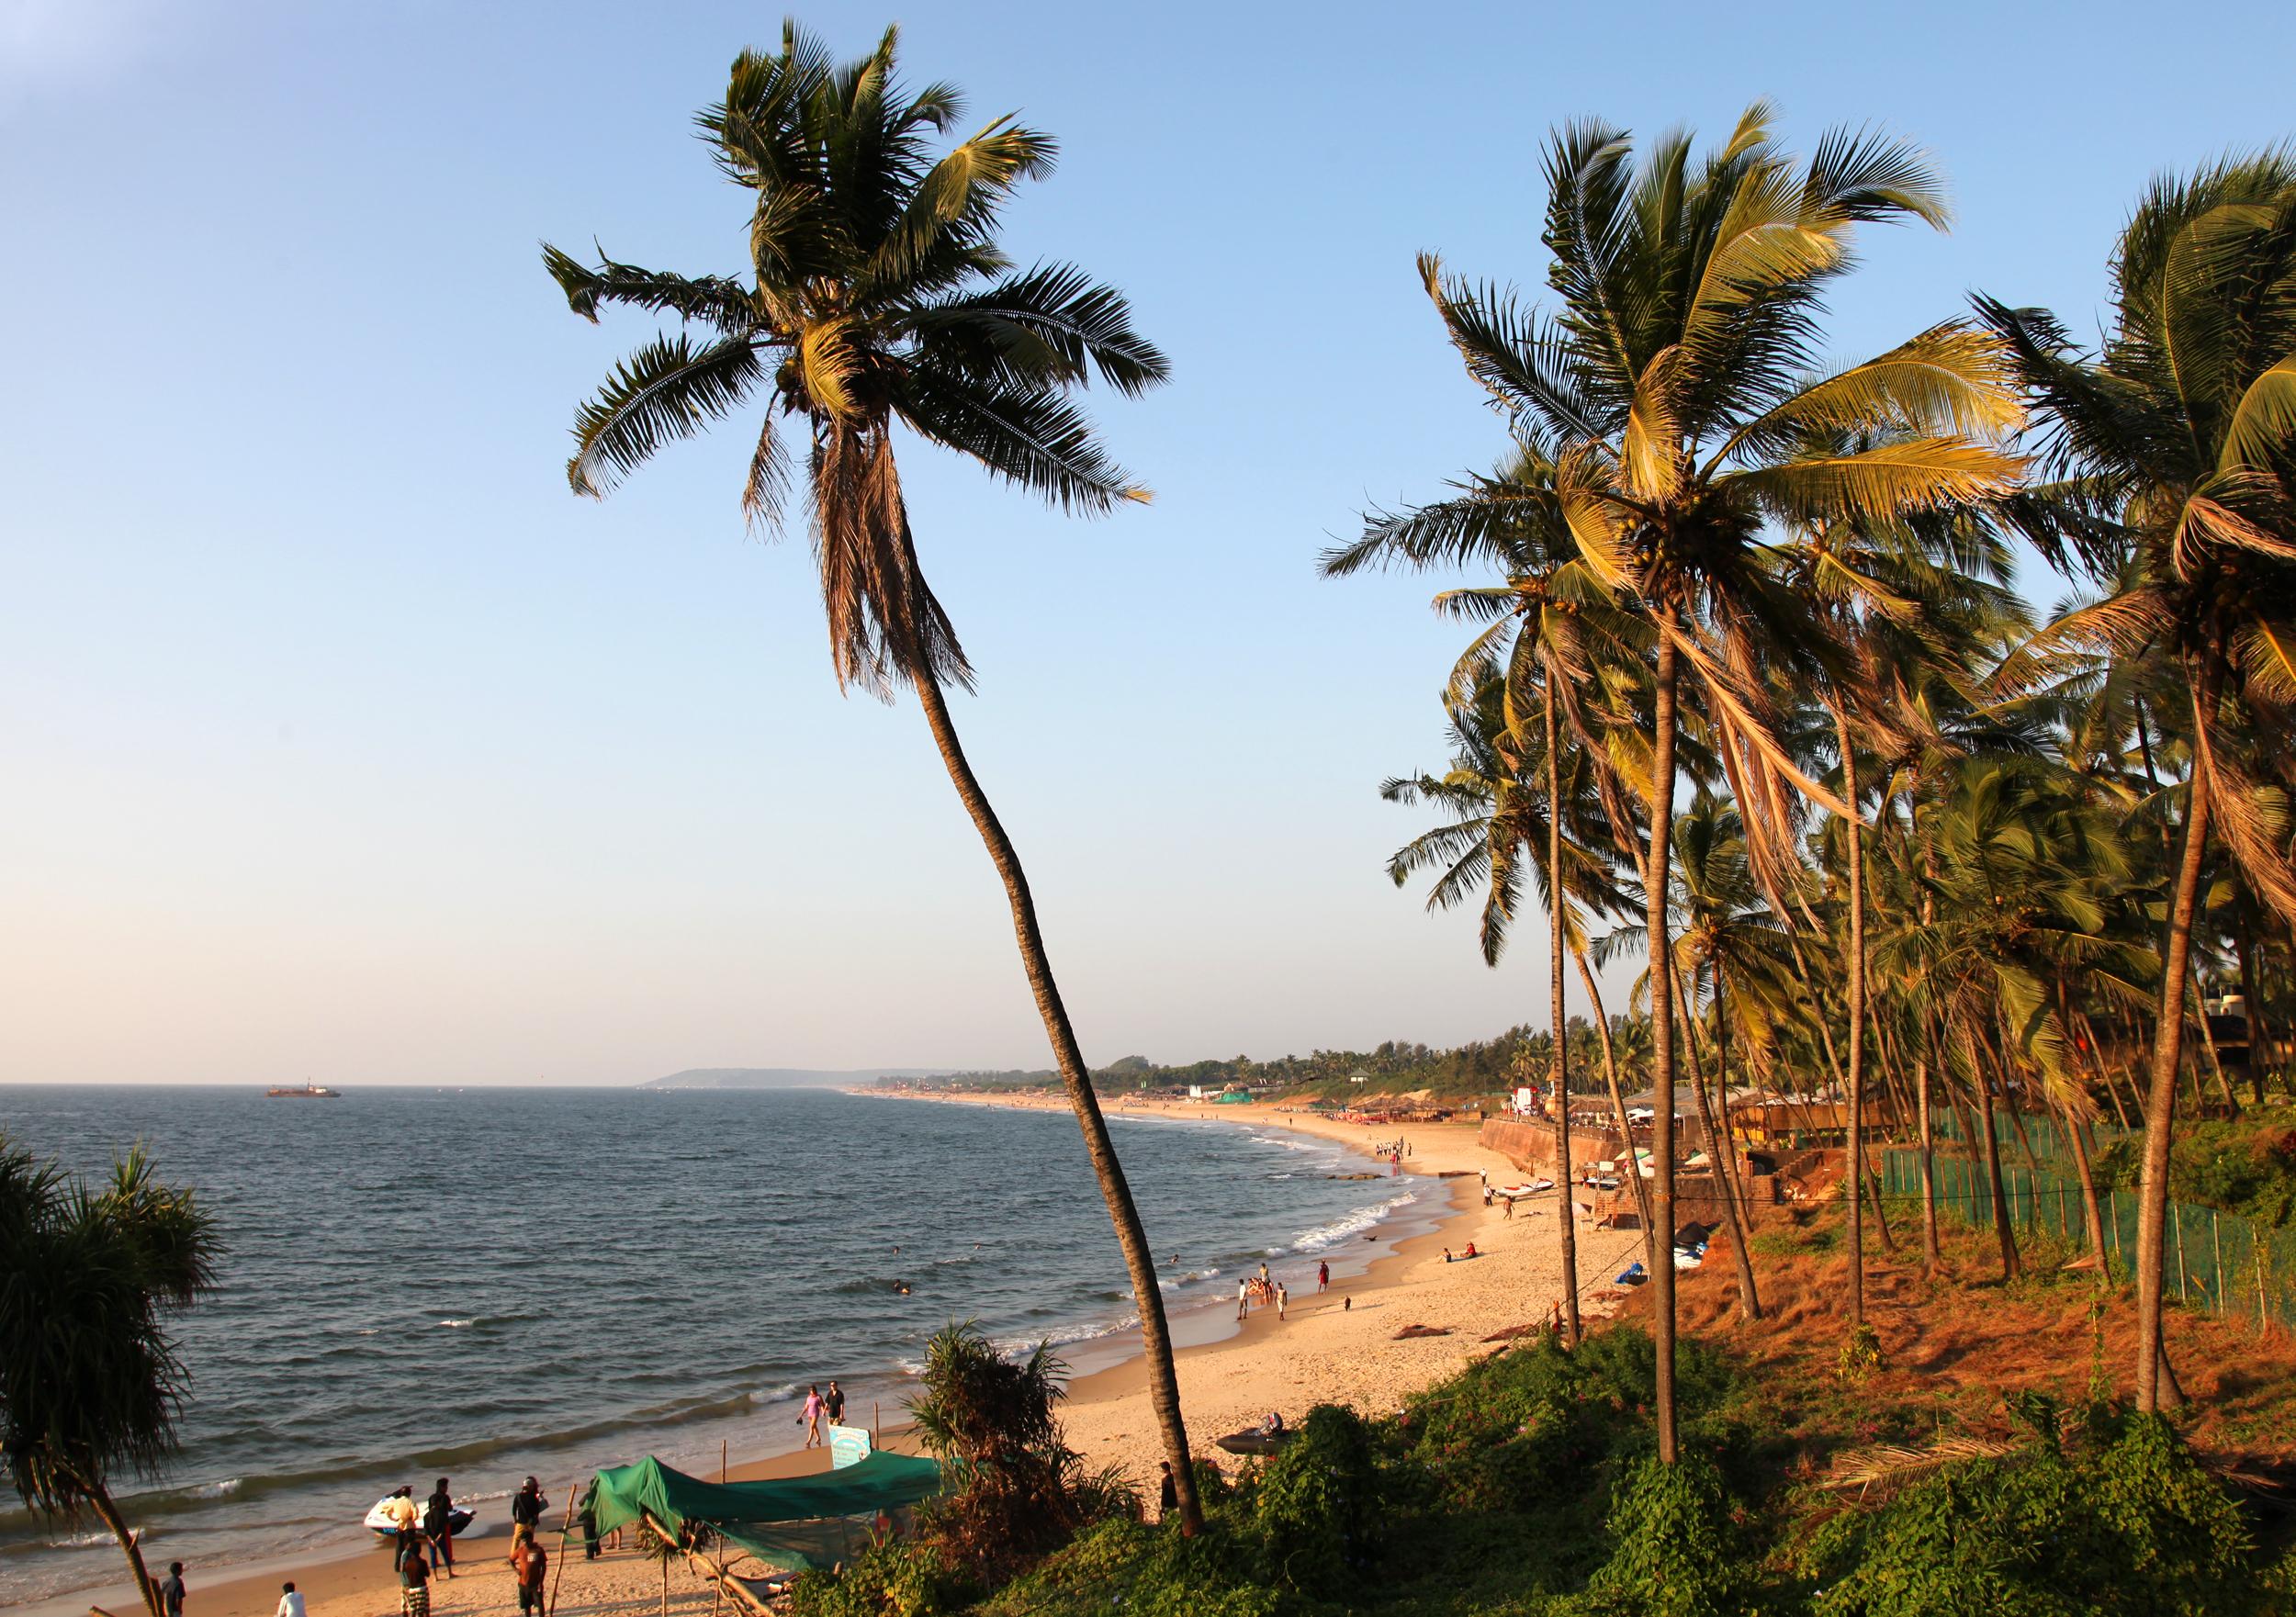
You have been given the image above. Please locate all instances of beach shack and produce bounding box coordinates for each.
[585,1454,943,1611]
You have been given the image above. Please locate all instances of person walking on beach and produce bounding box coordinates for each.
[1157,1462,1178,1523]
[1503,1195,1515,1220]
[802,1384,826,1448]
[160,1563,186,1617]
[1277,1283,1289,1320]
[276,1582,303,1617]
[1236,1277,1249,1320]
[825,1380,846,1427]
[422,1477,456,1578]
[399,1544,430,1617]
[510,1477,547,1547]
[1316,1260,1329,1293]
[514,1537,547,1617]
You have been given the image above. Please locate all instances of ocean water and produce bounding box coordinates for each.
[0,1086,1417,1606]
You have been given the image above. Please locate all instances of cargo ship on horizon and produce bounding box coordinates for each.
[264,1082,340,1097]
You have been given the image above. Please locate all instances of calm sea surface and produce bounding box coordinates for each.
[0,1086,1415,1606]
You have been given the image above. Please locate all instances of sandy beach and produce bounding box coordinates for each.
[50,1096,1631,1617]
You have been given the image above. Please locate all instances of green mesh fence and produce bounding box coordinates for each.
[1881,1148,2296,1332]
[1925,1108,2122,1165]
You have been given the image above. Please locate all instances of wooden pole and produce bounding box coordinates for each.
[546,1479,578,1617]
[720,1441,726,1485]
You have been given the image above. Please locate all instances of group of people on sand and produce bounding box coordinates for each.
[1235,1259,1334,1321]
[375,1475,552,1617]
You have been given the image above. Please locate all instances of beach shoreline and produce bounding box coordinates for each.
[20,1094,1620,1617]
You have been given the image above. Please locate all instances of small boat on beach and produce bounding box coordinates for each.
[1214,1429,1292,1457]
[364,1499,478,1538]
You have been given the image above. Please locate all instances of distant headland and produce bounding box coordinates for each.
[638,1066,955,1090]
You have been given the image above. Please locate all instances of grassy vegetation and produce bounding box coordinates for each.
[789,1210,2296,1614]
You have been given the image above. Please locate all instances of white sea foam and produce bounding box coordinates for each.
[989,1315,1136,1359]
[1289,1190,1418,1252]
[437,1319,475,1329]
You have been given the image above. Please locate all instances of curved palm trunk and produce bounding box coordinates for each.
[1710,970,1760,1233]
[1975,1064,2020,1282]
[1784,933,1851,1095]
[76,1477,161,1617]
[911,675,1200,1532]
[2188,967,2240,1114]
[1863,1024,1900,1257]
[1545,690,1581,1344]
[1644,633,1683,1464]
[2060,1096,2110,1263]
[1576,952,1658,1270]
[1834,703,1869,1332]
[1915,1040,1940,1272]
[2135,684,2215,1412]
[2235,901,2268,1106]
[1913,803,1941,1272]
[1671,962,1761,1321]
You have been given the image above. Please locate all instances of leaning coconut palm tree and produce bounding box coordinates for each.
[1330,444,1646,1342]
[543,26,1199,1523]
[1414,103,2023,1458]
[0,1138,219,1617]
[1978,150,2296,1410]
[1373,646,1639,1338]
[1777,492,2032,1331]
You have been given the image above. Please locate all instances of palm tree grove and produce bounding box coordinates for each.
[7,17,2296,1617]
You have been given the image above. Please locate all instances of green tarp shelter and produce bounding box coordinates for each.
[586,1453,945,1573]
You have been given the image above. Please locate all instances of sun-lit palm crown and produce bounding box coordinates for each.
[1334,103,2025,912]
[1980,151,2296,921]
[546,22,1168,695]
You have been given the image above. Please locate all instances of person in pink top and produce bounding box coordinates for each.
[801,1385,826,1448]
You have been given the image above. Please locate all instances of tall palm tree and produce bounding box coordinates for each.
[543,27,1200,1524]
[1415,104,2022,1458]
[1779,496,2031,1328]
[1,1139,219,1617]
[1331,444,1645,1344]
[1978,151,2296,1410]
[1373,652,1638,1339]
[1871,757,2151,1278]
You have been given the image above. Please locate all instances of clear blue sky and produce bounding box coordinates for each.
[6,0,2291,1084]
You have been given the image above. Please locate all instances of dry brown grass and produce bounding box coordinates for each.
[1608,1206,2296,1473]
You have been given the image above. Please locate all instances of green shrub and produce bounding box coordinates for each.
[1810,1411,2267,1617]
[784,1538,971,1617]
[2091,1117,2296,1227]
[1249,1403,1388,1598]
[1580,1454,1750,1617]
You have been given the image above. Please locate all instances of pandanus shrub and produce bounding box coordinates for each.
[906,1322,1132,1580]
[0,1137,219,1617]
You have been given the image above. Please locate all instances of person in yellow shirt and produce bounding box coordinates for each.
[381,1488,420,1568]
